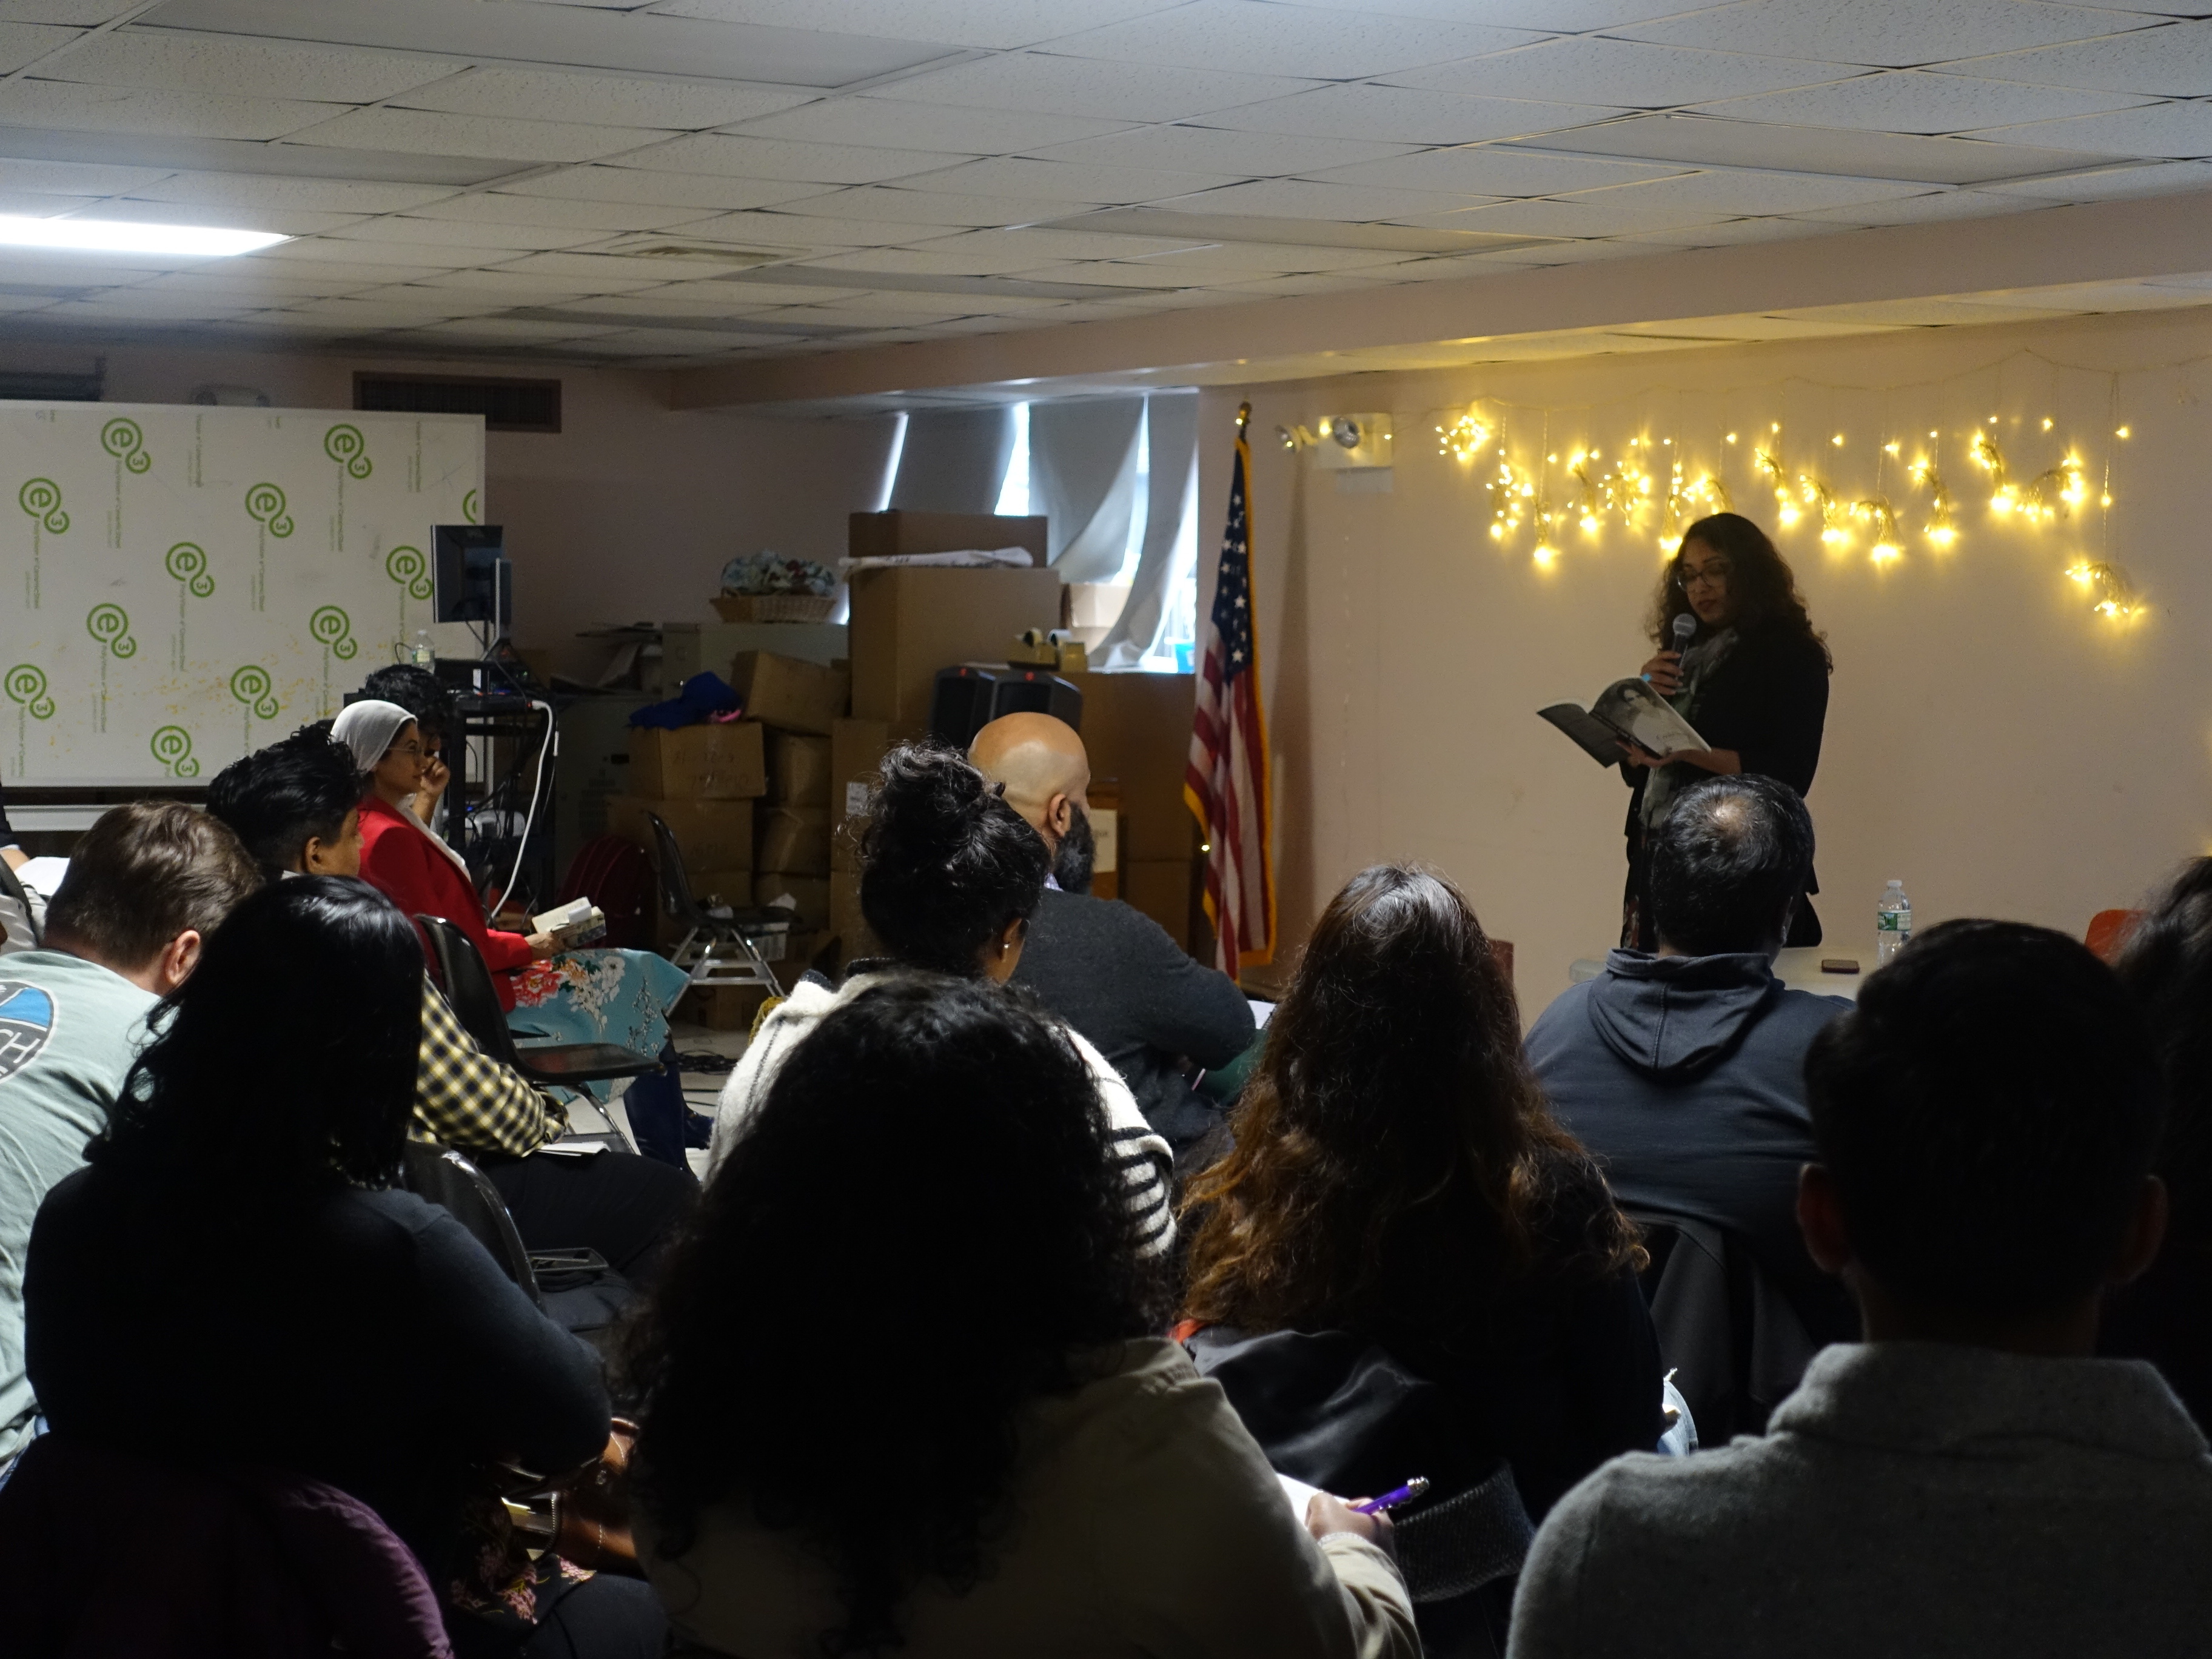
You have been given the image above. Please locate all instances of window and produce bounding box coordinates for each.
[993,401,1031,517]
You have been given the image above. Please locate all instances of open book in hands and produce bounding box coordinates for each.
[1540,679,1711,765]
[531,897,608,950]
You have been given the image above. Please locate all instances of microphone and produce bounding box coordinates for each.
[1671,611,1697,660]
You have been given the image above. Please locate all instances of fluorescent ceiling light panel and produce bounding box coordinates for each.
[0,215,286,256]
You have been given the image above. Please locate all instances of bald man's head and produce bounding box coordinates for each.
[970,712,1091,856]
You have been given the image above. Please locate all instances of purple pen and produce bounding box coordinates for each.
[1352,1476,1429,1515]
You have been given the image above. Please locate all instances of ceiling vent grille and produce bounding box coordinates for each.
[355,372,561,434]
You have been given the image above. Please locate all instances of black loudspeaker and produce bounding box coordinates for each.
[990,671,1082,731]
[930,666,999,749]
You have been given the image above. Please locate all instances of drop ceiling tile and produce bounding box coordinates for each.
[327,218,612,251]
[0,81,343,141]
[1772,295,2078,324]
[894,156,1242,204]
[49,28,454,103]
[330,284,511,314]
[827,285,1061,314]
[0,1,137,22]
[798,244,1063,276]
[389,67,812,130]
[1518,112,2125,185]
[1031,127,1416,184]
[994,258,1196,286]
[1464,236,1666,265]
[1212,269,1402,295]
[1785,186,2035,223]
[226,251,460,281]
[92,199,360,234]
[0,189,97,214]
[1305,144,1687,196]
[1112,239,1417,270]
[528,322,794,349]
[762,301,968,326]
[915,226,1212,261]
[0,251,166,281]
[286,106,676,163]
[130,267,364,297]
[1161,177,1495,221]
[537,290,804,316]
[392,318,635,340]
[1207,84,1630,144]
[668,209,927,246]
[1981,158,2212,199]
[496,166,831,212]
[1406,196,1733,236]
[0,19,77,68]
[1390,38,1846,107]
[1560,166,1932,214]
[0,156,171,194]
[1982,278,2212,311]
[283,296,482,324]
[1613,0,2157,68]
[1956,22,2212,99]
[407,264,672,292]
[1692,71,2151,134]
[1610,216,1831,246]
[612,132,970,183]
[411,192,720,232]
[1048,0,1538,79]
[883,53,1320,123]
[773,184,1060,226]
[726,94,1132,153]
[652,0,1178,52]
[1970,102,2212,158]
[1279,0,1721,24]
[122,171,457,212]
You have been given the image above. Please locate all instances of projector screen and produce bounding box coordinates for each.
[0,401,483,785]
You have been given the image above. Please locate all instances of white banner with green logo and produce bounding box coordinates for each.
[0,402,483,784]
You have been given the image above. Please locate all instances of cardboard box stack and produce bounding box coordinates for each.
[741,655,850,961]
[610,719,765,950]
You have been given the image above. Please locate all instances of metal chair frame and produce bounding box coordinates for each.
[644,810,786,999]
[415,912,662,1088]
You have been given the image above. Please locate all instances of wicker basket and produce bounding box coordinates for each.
[712,593,836,624]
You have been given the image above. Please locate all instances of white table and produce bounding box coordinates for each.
[1568,945,1866,1001]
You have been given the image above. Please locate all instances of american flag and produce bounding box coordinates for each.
[1185,405,1275,976]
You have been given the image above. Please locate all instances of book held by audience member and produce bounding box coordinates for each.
[1507,920,2212,1659]
[709,740,1176,1255]
[970,712,1256,1161]
[631,976,1418,1659]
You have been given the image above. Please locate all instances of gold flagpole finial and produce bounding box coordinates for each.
[1236,401,1252,433]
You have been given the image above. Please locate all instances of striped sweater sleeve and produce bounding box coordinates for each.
[1062,1024,1177,1257]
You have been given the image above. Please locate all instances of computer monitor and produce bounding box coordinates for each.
[432,525,509,633]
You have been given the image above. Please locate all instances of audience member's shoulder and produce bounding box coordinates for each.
[1541,1441,1786,1562]
[1770,984,1854,1034]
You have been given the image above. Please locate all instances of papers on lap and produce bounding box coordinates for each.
[1540,679,1710,765]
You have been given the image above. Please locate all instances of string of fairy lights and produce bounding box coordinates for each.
[1429,401,2143,623]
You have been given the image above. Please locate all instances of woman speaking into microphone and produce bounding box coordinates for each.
[1619,512,1831,949]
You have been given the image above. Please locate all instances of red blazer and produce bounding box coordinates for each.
[356,794,534,1010]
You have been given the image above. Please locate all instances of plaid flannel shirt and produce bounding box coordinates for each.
[414,977,568,1157]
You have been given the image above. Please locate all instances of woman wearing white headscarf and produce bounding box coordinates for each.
[333,701,689,1108]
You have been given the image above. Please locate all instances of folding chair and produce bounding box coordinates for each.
[645,811,786,999]
[414,913,662,1090]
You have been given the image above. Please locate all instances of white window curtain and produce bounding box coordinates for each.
[1028,397,1145,583]
[888,407,1019,517]
[1096,392,1198,670]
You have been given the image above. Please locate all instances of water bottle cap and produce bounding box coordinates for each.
[1885,879,1903,888]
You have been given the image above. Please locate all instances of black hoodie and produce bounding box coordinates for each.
[1526,950,1854,1336]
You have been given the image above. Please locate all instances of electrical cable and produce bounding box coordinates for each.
[503,699,554,917]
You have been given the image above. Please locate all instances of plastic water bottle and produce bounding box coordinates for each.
[410,628,435,668]
[1876,880,1912,964]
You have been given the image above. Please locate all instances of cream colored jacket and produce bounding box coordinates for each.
[645,1336,1419,1659]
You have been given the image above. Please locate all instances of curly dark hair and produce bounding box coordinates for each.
[1182,865,1641,1334]
[358,663,455,745]
[859,740,1049,976]
[624,976,1170,1654]
[91,877,424,1202]
[1649,511,1831,668]
[2111,859,2212,1246]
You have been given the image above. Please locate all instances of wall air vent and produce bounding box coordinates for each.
[355,372,561,435]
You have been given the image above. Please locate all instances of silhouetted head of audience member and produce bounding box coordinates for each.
[1647,774,1814,959]
[92,877,423,1202]
[859,740,1049,979]
[968,711,1090,862]
[358,663,454,750]
[1183,865,1640,1333]
[1801,919,2168,1350]
[2112,859,2212,1247]
[1051,800,1096,895]
[626,976,1169,1653]
[205,724,363,881]
[44,802,263,995]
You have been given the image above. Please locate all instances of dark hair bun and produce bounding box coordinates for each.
[859,742,1049,976]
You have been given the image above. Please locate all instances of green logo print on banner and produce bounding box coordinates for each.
[5,664,53,776]
[461,488,480,526]
[18,478,65,610]
[244,482,293,614]
[310,604,355,716]
[324,424,370,552]
[166,541,215,671]
[101,418,150,549]
[230,664,279,748]
[85,603,136,736]
[149,725,198,779]
[386,544,431,634]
